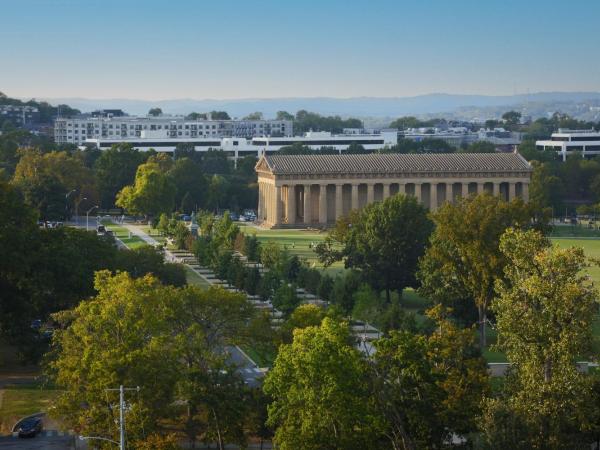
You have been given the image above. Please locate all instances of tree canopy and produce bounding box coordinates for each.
[317,194,433,302]
[418,193,543,347]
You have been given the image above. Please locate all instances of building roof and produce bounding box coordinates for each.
[259,153,532,176]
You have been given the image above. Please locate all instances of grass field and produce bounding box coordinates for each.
[0,385,61,434]
[551,226,600,238]
[100,219,148,249]
[238,225,600,362]
[184,266,211,289]
[139,225,168,244]
[239,225,346,275]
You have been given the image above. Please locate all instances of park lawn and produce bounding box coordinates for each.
[101,219,147,249]
[550,224,600,238]
[240,345,276,368]
[139,225,168,244]
[0,385,61,434]
[235,226,600,362]
[184,266,211,289]
[238,225,346,275]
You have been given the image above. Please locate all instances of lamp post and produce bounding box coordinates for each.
[75,197,88,227]
[86,205,99,231]
[79,435,119,446]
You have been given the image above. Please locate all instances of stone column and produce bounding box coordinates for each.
[430,183,438,210]
[351,183,359,210]
[265,184,271,224]
[335,183,344,220]
[275,185,282,227]
[462,183,469,199]
[257,182,263,221]
[383,183,391,199]
[522,182,529,202]
[366,183,374,204]
[319,184,327,224]
[303,184,311,224]
[493,182,501,197]
[477,182,485,195]
[414,183,422,203]
[398,183,406,195]
[508,182,516,201]
[286,184,296,225]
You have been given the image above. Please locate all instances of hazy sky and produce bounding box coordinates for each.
[2,0,599,100]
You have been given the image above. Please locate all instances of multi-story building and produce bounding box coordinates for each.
[84,130,398,160]
[401,127,478,147]
[0,105,40,127]
[54,115,293,145]
[536,129,600,161]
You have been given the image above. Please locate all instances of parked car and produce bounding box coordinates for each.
[179,214,191,222]
[17,417,43,438]
[30,319,42,330]
[96,225,106,235]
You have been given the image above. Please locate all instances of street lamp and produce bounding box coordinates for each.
[79,435,119,446]
[75,197,88,227]
[86,205,99,231]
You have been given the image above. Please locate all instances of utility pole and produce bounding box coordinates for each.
[106,385,140,450]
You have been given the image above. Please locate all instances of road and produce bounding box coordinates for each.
[0,433,74,449]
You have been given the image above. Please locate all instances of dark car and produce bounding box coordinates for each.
[96,224,106,234]
[17,417,43,438]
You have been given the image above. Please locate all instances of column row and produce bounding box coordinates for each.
[267,180,529,227]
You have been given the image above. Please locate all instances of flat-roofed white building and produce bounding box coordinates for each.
[84,130,399,160]
[252,130,398,152]
[536,129,600,161]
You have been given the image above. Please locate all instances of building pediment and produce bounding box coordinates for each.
[255,155,273,174]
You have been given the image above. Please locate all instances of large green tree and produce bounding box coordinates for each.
[116,160,176,217]
[418,193,542,347]
[264,318,383,450]
[49,273,261,447]
[94,143,146,208]
[371,305,489,450]
[167,157,207,211]
[317,194,433,302]
[480,228,600,448]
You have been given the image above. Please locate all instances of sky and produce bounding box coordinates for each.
[1,0,600,100]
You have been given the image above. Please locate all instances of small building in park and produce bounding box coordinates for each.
[255,152,532,229]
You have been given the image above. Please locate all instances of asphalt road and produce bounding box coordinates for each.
[0,432,74,449]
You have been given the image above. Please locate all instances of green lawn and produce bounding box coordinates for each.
[184,266,211,289]
[550,223,600,238]
[239,225,346,275]
[240,345,276,368]
[237,225,600,362]
[100,219,148,249]
[139,226,168,244]
[0,385,61,434]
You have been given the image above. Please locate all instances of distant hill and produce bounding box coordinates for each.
[28,92,600,121]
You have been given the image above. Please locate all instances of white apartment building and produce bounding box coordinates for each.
[54,115,293,145]
[536,129,600,161]
[84,130,398,160]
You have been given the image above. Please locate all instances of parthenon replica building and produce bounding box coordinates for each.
[255,153,532,228]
